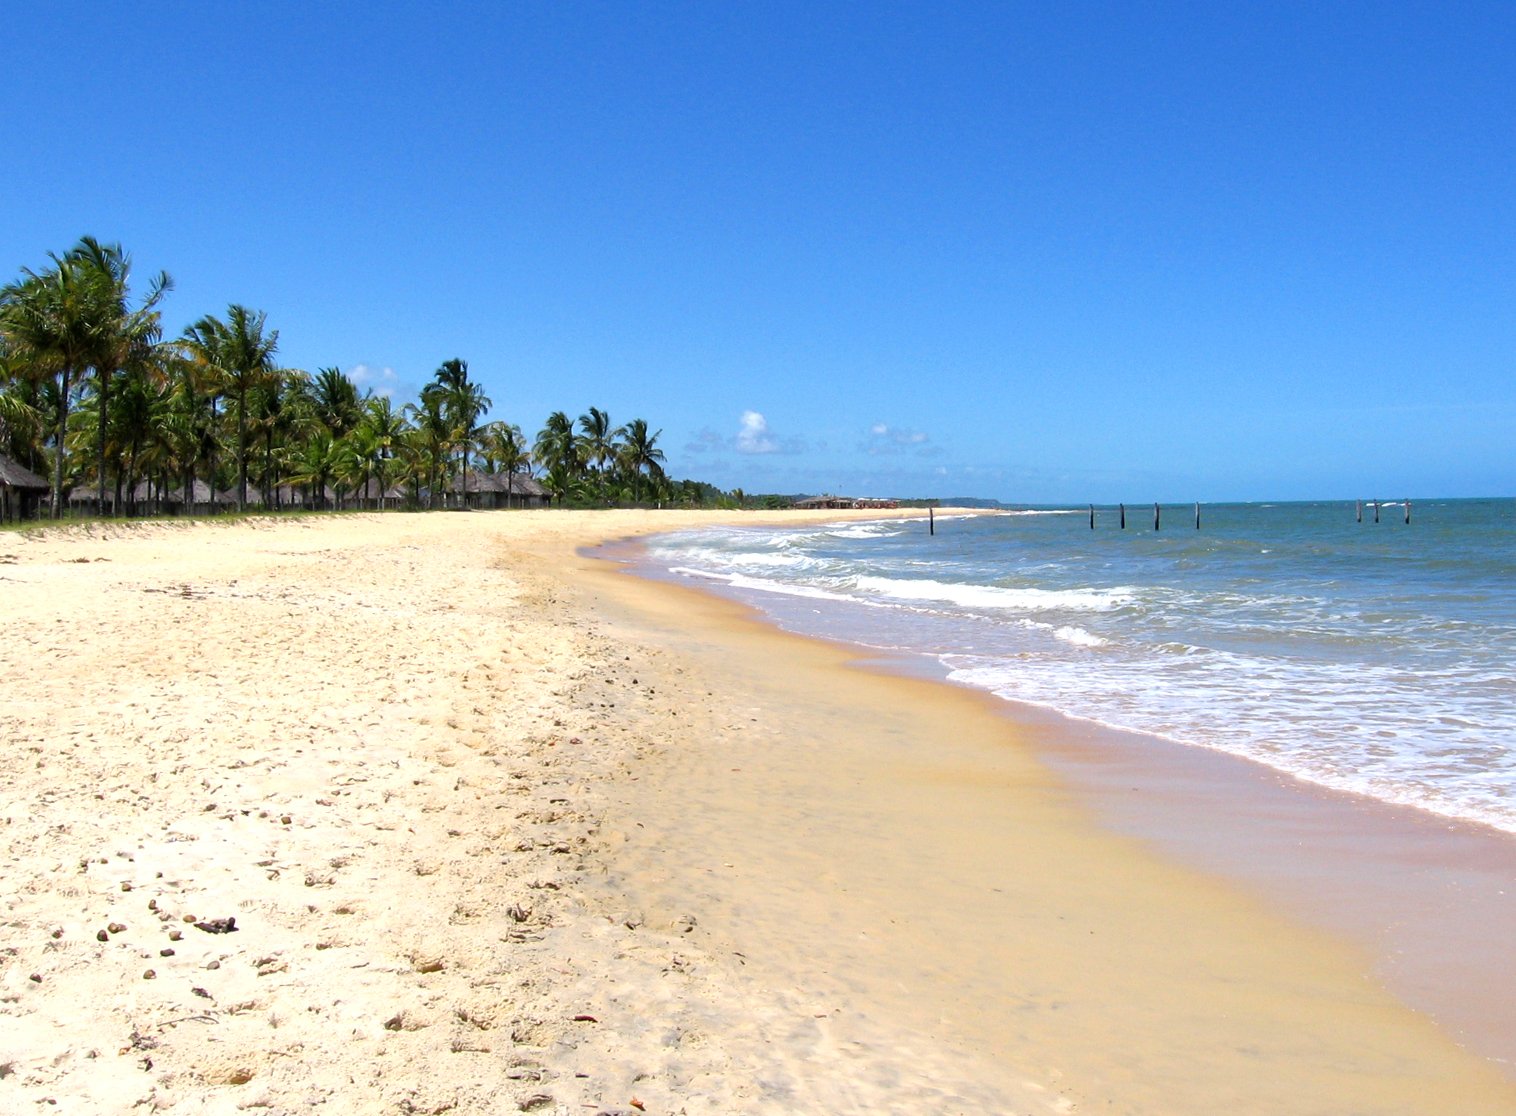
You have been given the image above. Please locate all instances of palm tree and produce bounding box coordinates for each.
[405,390,452,508]
[1,248,102,515]
[285,429,340,510]
[361,395,408,509]
[577,406,621,479]
[542,459,594,507]
[109,361,170,515]
[482,421,529,506]
[534,411,579,505]
[0,347,45,470]
[182,305,277,511]
[313,366,364,440]
[455,383,491,503]
[427,359,491,506]
[155,359,213,515]
[332,428,375,509]
[69,238,172,516]
[172,330,226,507]
[246,367,308,507]
[618,418,666,503]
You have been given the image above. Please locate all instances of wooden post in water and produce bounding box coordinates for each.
[1089,504,1095,529]
[1120,503,1126,529]
[1154,502,1161,531]
[1356,499,1362,523]
[1195,502,1201,530]
[1374,500,1381,523]
[929,506,935,536]
[1405,499,1411,525]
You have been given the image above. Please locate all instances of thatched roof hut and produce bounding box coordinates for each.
[0,454,49,521]
[232,484,338,509]
[347,478,406,509]
[451,471,550,508]
[1,454,48,488]
[794,494,898,510]
[0,455,48,490]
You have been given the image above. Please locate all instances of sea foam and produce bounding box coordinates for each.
[646,503,1516,834]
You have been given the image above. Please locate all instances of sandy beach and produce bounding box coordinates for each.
[3,510,1514,1114]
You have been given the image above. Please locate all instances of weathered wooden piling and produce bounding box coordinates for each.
[1195,502,1201,530]
[1120,503,1126,529]
[1374,500,1381,523]
[1154,503,1161,531]
[1089,504,1095,529]
[1357,499,1363,523]
[929,506,935,535]
[1405,499,1411,525]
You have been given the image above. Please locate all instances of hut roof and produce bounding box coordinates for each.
[236,484,339,507]
[350,478,405,499]
[187,481,232,505]
[66,479,166,505]
[0,455,50,489]
[452,471,545,496]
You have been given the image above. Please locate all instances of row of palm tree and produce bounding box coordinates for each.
[0,237,170,517]
[0,237,700,519]
[531,407,668,505]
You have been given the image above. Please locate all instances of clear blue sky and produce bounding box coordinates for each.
[5,2,1512,502]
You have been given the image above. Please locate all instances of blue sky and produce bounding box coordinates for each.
[4,2,1512,502]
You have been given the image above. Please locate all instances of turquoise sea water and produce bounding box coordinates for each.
[643,500,1516,834]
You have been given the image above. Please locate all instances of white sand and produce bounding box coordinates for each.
[3,510,1512,1115]
[2,510,1050,1115]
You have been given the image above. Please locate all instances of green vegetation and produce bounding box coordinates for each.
[0,237,749,518]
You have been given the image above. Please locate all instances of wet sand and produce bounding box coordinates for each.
[580,536,1516,1114]
[1024,709,1516,1075]
[2,510,1512,1113]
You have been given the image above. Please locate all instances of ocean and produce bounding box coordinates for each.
[640,499,1516,836]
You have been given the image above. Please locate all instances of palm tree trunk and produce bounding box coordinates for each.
[206,397,219,516]
[124,438,139,517]
[236,388,248,512]
[264,431,275,509]
[96,369,110,517]
[51,369,71,518]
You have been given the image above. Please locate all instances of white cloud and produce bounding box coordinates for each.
[864,422,932,455]
[736,410,779,454]
[349,363,401,398]
[687,411,807,456]
[684,428,726,454]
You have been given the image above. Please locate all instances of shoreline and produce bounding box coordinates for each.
[577,529,1516,1112]
[617,517,1516,1074]
[3,510,1512,1113]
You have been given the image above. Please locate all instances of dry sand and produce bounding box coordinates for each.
[2,510,1512,1114]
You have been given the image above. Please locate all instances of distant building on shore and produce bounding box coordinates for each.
[794,494,900,510]
[0,454,49,521]
[449,471,552,509]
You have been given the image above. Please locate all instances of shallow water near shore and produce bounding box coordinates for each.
[626,501,1516,1073]
[590,525,1516,1111]
[642,499,1516,834]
